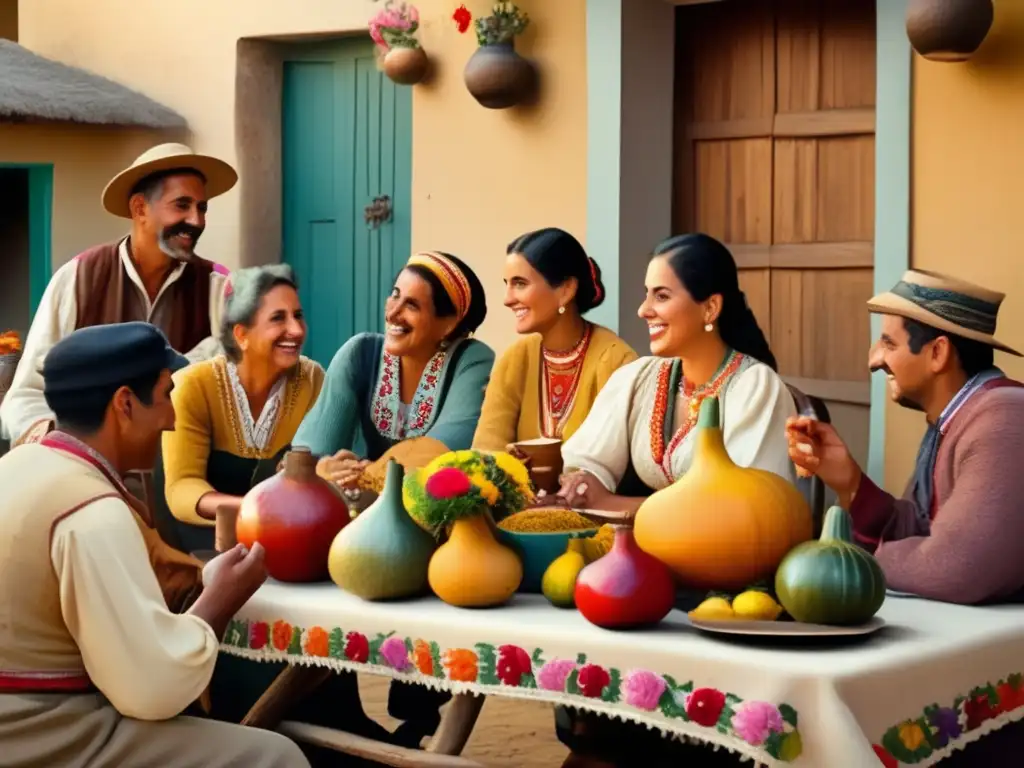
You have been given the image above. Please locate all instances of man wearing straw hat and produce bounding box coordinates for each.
[0,143,236,447]
[788,270,1024,606]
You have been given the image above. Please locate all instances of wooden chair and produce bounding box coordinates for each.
[785,383,831,536]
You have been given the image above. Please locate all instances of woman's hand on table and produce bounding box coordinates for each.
[786,416,862,506]
[553,469,611,509]
[317,450,370,489]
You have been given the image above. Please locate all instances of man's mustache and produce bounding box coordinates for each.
[163,223,204,241]
[870,363,893,376]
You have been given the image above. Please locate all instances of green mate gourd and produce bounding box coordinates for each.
[774,505,886,626]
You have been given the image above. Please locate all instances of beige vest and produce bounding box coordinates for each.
[0,445,121,673]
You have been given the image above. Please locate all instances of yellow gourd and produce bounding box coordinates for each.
[428,514,523,607]
[633,396,812,591]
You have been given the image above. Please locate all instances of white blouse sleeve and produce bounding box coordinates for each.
[561,359,646,493]
[721,363,798,483]
[51,496,219,721]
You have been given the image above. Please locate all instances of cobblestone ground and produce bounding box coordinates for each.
[358,674,568,766]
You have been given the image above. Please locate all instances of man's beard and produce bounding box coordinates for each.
[158,223,203,262]
[872,364,925,412]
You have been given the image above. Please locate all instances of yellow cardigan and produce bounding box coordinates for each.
[162,356,325,526]
[472,324,638,451]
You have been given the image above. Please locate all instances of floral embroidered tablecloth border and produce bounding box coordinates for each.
[873,672,1024,766]
[222,617,804,763]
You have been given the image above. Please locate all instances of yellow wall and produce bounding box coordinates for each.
[0,124,178,265]
[17,0,588,351]
[888,2,1024,490]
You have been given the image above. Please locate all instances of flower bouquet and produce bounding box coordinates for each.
[403,450,534,606]
[369,1,429,85]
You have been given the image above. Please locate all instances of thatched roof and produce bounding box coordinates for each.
[0,40,186,129]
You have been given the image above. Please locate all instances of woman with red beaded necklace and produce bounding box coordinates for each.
[472,228,637,464]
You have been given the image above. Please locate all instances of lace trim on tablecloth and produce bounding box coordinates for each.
[873,672,1024,767]
[220,618,804,765]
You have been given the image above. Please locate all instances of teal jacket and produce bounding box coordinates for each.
[293,332,495,459]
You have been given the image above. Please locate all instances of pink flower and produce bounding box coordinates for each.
[537,659,576,692]
[425,467,471,499]
[621,670,666,711]
[380,636,412,672]
[731,701,785,745]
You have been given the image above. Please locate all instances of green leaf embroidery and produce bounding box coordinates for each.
[429,641,444,679]
[566,669,580,696]
[369,633,388,666]
[779,703,798,728]
[521,672,537,689]
[679,680,694,695]
[404,637,414,657]
[658,681,687,720]
[224,619,245,647]
[764,731,784,760]
[328,628,345,658]
[476,643,499,686]
[531,647,546,669]
[576,653,587,665]
[287,626,303,655]
[601,668,622,703]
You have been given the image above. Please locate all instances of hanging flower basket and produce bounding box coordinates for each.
[460,2,536,110]
[905,0,994,62]
[369,1,430,85]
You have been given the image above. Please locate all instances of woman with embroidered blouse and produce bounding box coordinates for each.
[293,251,493,490]
[472,228,637,456]
[552,233,800,768]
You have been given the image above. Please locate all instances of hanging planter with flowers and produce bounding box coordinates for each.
[369,1,429,85]
[458,2,536,109]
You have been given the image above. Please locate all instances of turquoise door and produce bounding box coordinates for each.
[281,39,413,367]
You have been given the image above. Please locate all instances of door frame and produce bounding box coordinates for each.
[0,162,53,322]
[583,0,911,487]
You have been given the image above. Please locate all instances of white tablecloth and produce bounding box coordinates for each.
[221,584,1024,767]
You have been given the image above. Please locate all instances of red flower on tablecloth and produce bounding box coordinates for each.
[873,744,897,768]
[496,645,531,686]
[452,4,471,33]
[413,639,434,676]
[271,620,293,652]
[345,632,370,663]
[964,693,997,730]
[303,626,330,658]
[996,675,1024,713]
[685,687,726,727]
[249,621,269,651]
[443,648,479,682]
[577,664,611,698]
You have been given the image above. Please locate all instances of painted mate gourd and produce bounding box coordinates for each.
[632,396,812,591]
[775,505,887,626]
[428,514,523,608]
[328,460,436,600]
[236,447,350,583]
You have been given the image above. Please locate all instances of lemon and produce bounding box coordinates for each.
[688,596,736,621]
[731,590,783,621]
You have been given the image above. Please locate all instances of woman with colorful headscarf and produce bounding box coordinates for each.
[292,250,493,747]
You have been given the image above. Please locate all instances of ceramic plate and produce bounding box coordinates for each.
[687,615,886,637]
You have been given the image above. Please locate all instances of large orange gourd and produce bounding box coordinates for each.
[632,396,812,591]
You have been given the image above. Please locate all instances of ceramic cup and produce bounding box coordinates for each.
[512,437,564,494]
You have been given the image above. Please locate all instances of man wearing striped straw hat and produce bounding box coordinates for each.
[787,269,1024,606]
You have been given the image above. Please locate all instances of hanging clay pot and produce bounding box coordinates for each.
[463,42,536,109]
[382,46,429,85]
[906,0,994,62]
[236,447,351,583]
[428,513,523,607]
[574,525,675,629]
[328,459,436,600]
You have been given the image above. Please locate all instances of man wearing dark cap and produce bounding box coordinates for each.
[0,322,309,766]
[0,142,235,446]
[788,270,1024,606]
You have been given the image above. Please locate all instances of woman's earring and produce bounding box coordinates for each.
[704,322,714,332]
[558,306,566,315]
[439,339,450,350]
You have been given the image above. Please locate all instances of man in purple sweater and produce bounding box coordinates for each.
[787,269,1024,606]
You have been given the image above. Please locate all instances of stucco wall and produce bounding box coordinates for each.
[887,3,1024,490]
[0,124,178,266]
[18,0,588,352]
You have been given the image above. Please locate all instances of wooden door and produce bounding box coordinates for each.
[282,39,413,367]
[673,0,876,468]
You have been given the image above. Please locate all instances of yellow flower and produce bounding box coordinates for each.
[471,473,500,506]
[490,451,531,489]
[898,721,926,751]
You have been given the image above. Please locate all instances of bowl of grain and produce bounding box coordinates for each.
[495,508,602,593]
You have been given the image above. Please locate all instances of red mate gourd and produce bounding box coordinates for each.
[632,396,812,591]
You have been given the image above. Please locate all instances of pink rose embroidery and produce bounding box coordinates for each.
[731,700,785,745]
[537,659,577,692]
[622,670,666,711]
[380,636,412,672]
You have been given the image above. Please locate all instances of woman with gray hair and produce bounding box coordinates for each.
[155,263,323,554]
